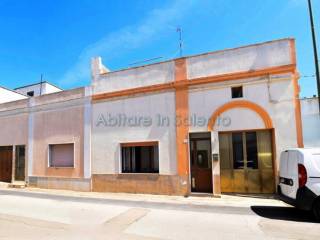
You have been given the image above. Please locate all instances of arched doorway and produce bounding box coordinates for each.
[207,100,275,194]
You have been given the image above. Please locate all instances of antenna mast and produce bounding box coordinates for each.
[177,27,183,57]
[40,74,43,96]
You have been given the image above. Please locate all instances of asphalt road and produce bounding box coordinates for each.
[0,189,319,240]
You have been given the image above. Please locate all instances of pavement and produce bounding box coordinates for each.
[0,187,319,239]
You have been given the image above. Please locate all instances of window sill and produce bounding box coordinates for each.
[48,166,75,169]
[119,173,160,175]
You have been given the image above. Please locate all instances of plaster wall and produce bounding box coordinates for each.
[92,92,176,175]
[301,97,320,147]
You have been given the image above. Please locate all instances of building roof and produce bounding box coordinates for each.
[14,81,63,90]
[100,37,294,75]
[0,85,28,97]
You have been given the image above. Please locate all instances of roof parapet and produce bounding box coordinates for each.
[91,57,110,81]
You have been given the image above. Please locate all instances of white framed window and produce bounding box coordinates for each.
[48,143,75,168]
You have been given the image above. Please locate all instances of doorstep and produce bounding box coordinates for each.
[0,182,10,188]
[9,181,26,189]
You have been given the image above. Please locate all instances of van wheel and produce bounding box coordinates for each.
[313,198,320,222]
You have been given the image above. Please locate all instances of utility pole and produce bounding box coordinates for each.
[308,0,320,112]
[177,27,183,57]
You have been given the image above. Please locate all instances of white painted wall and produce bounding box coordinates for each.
[91,38,296,177]
[189,76,297,170]
[93,61,175,94]
[0,87,27,103]
[43,83,62,95]
[187,39,292,80]
[301,97,320,147]
[91,92,177,175]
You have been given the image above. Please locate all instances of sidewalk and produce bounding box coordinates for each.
[0,185,288,209]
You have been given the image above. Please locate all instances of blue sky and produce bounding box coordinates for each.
[0,0,319,97]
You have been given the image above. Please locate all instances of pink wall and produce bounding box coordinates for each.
[0,100,28,146]
[32,106,84,178]
[32,88,85,178]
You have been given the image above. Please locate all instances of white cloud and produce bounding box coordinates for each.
[58,0,196,88]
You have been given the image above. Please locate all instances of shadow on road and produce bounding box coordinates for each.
[251,206,318,223]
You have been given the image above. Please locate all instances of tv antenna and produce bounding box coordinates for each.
[176,27,183,57]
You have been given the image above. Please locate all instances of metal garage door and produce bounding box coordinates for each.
[219,130,274,194]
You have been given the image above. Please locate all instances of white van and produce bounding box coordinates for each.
[278,148,320,220]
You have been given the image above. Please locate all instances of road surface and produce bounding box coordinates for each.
[0,189,319,239]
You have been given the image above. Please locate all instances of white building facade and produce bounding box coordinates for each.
[90,38,303,196]
[0,38,310,196]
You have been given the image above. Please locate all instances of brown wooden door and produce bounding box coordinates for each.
[0,146,13,183]
[190,134,213,193]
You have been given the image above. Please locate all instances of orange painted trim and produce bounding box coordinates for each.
[187,64,295,88]
[92,64,296,101]
[174,58,190,179]
[175,58,187,82]
[293,72,304,148]
[120,141,158,147]
[207,100,273,131]
[289,39,303,148]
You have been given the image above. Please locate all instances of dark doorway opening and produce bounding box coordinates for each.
[15,145,25,181]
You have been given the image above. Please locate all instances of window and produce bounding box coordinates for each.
[121,142,159,173]
[231,86,243,98]
[232,133,244,169]
[49,143,74,167]
[245,132,258,169]
[27,91,34,97]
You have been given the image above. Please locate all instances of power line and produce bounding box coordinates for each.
[301,74,316,78]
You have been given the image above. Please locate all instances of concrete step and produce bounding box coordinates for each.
[0,182,10,188]
[9,181,26,189]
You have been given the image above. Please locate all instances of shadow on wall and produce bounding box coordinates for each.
[251,206,317,223]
